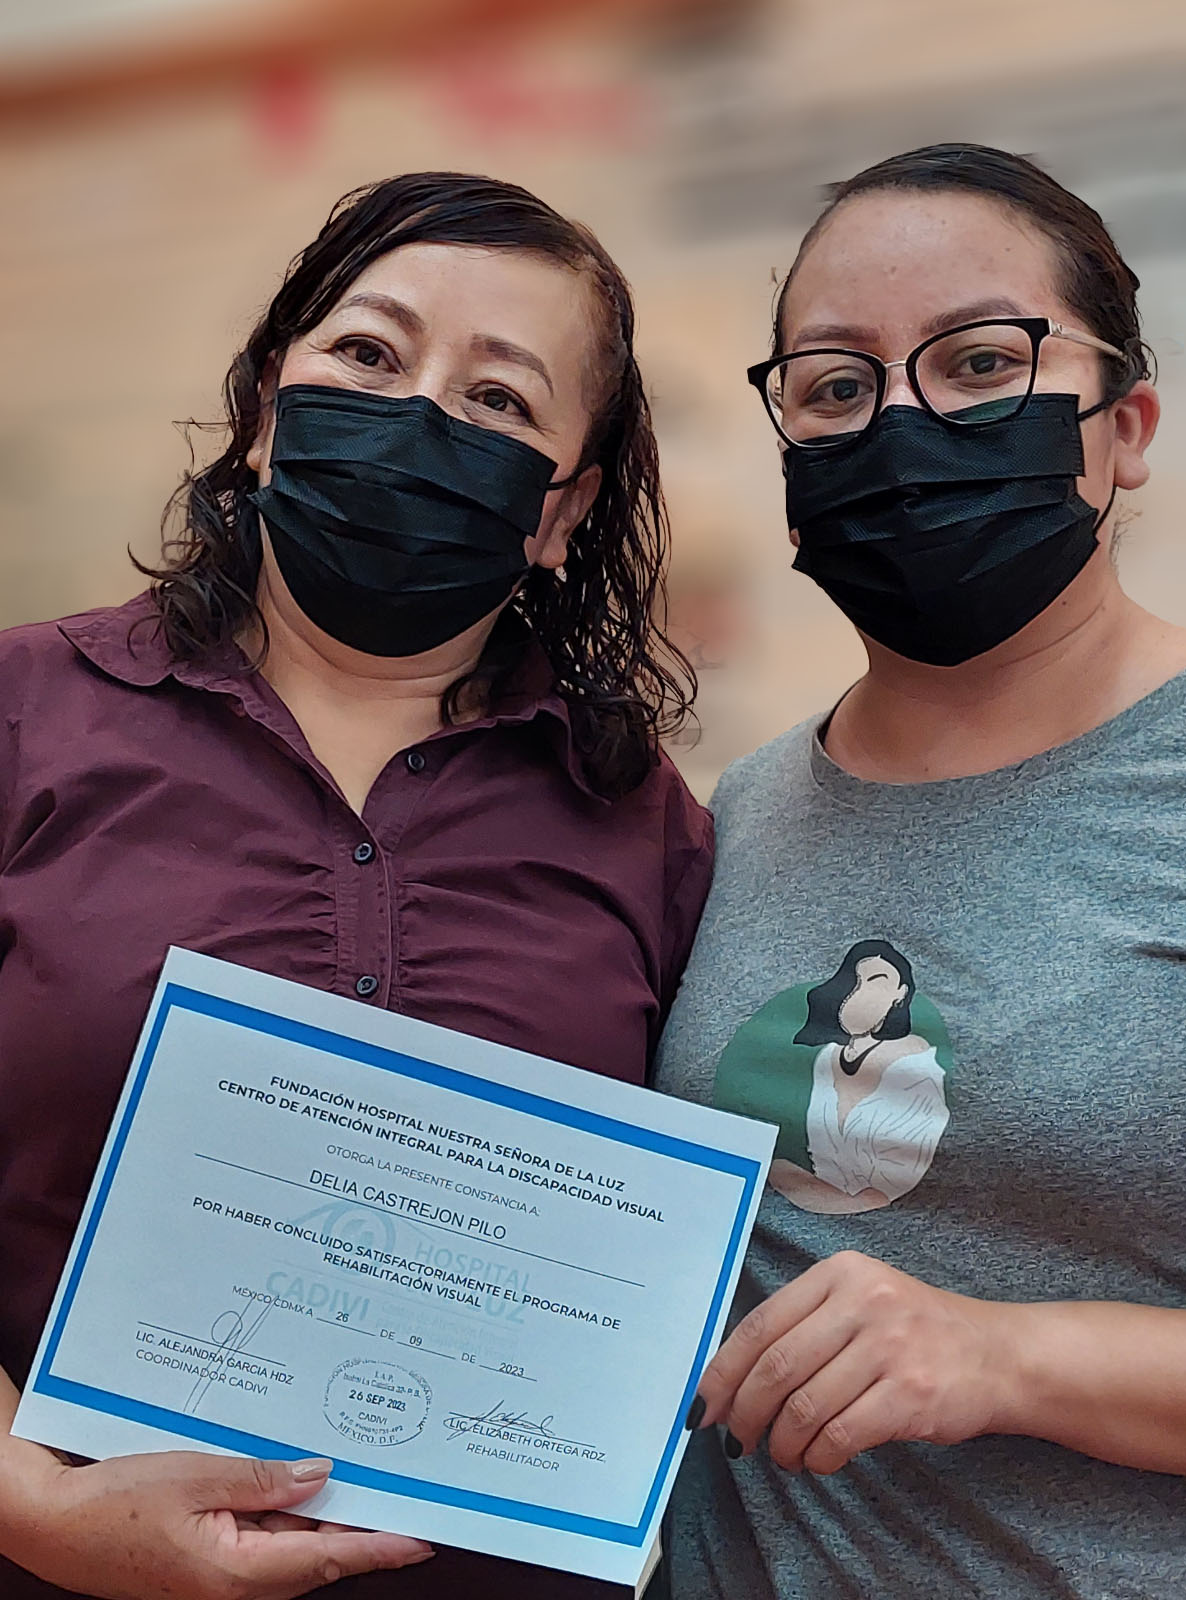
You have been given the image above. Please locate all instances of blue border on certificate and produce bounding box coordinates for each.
[33,982,763,1548]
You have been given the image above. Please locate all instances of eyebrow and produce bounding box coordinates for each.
[919,297,1026,338]
[339,291,426,336]
[788,297,1029,353]
[789,322,879,352]
[472,334,554,397]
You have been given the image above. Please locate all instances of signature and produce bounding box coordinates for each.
[444,1401,594,1451]
[183,1301,272,1416]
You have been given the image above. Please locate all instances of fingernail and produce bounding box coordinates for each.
[723,1431,744,1460]
[290,1457,334,1482]
[407,1549,436,1564]
[684,1395,707,1431]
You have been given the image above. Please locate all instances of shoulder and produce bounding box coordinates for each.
[0,595,164,706]
[0,597,172,775]
[629,749,715,891]
[882,1041,944,1085]
[652,749,713,846]
[709,717,820,833]
[811,1042,837,1077]
[0,609,131,828]
[0,611,87,678]
[0,610,99,719]
[589,751,714,964]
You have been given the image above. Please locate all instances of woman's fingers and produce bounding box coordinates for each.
[759,1336,882,1470]
[24,1447,435,1600]
[234,1525,436,1593]
[799,1379,903,1475]
[694,1260,838,1426]
[252,1511,322,1534]
[700,1253,1010,1476]
[724,1303,859,1455]
[186,1453,335,1516]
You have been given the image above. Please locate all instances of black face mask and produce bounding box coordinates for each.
[785,392,1113,667]
[248,384,566,657]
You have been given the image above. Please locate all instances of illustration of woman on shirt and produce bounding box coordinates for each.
[768,940,949,1213]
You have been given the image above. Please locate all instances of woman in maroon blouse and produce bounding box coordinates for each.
[0,174,712,1600]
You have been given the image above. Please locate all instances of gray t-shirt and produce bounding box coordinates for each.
[655,674,1186,1599]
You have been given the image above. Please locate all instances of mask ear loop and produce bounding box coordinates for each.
[543,467,587,586]
[1074,396,1119,533]
[526,463,592,595]
[1092,481,1118,534]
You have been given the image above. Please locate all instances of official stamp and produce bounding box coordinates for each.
[323,1358,431,1448]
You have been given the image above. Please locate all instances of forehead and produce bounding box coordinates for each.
[853,956,899,983]
[327,241,595,376]
[781,189,1066,350]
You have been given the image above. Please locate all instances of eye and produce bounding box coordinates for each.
[471,384,532,422]
[332,337,396,372]
[820,377,862,404]
[802,371,873,410]
[943,344,1028,383]
[954,348,1018,378]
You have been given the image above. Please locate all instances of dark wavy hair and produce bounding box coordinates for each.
[793,940,916,1048]
[776,143,1152,404]
[140,172,695,798]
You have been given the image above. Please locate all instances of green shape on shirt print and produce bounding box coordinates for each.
[711,983,955,1170]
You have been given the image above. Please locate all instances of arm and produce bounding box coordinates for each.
[1000,1297,1186,1472]
[691,1251,1186,1477]
[656,785,715,1029]
[0,1363,434,1598]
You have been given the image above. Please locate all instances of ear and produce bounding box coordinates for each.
[1111,379,1159,493]
[532,464,602,571]
[246,356,282,476]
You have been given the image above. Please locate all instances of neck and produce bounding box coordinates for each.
[825,576,1186,784]
[255,588,490,720]
[245,567,497,812]
[841,1034,877,1058]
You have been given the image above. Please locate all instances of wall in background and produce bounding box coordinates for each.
[2,0,1185,798]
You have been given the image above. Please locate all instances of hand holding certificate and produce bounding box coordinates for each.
[15,950,774,1588]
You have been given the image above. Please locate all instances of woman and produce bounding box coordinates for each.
[0,173,712,1600]
[782,940,948,1212]
[711,940,951,1217]
[658,144,1186,1598]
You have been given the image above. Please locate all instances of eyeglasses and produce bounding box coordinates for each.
[747,317,1127,451]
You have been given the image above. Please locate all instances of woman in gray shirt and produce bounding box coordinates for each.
[657,142,1186,1598]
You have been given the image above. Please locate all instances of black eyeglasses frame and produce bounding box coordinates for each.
[746,316,1127,450]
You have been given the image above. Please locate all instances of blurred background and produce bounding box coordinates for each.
[2,0,1186,799]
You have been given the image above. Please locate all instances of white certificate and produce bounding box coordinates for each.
[15,948,773,1587]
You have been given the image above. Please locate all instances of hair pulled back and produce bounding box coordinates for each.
[777,142,1152,403]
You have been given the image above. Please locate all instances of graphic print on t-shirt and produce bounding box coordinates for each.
[712,939,953,1214]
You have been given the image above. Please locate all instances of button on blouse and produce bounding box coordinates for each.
[0,595,713,1600]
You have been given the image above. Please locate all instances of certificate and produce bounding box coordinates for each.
[15,948,773,1587]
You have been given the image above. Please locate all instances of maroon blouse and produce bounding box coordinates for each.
[0,595,713,1600]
